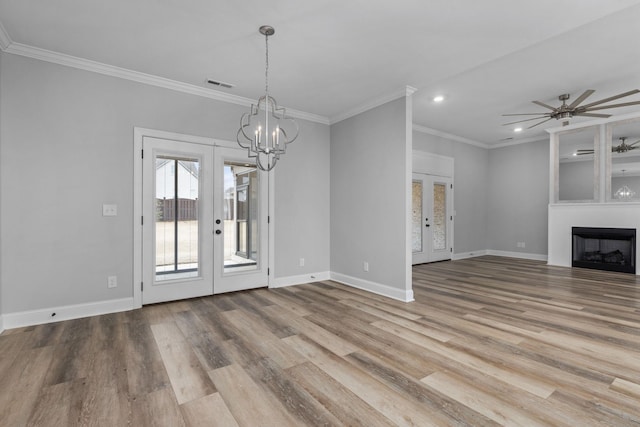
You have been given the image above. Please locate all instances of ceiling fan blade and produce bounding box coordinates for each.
[628,140,640,147]
[502,113,550,116]
[573,112,611,118]
[577,152,594,155]
[568,89,595,109]
[532,100,557,110]
[502,116,548,126]
[527,117,553,129]
[585,100,640,112]
[579,89,640,109]
[576,149,595,152]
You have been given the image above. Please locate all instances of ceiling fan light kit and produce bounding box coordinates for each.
[503,89,640,130]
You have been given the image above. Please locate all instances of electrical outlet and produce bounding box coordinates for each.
[517,242,526,248]
[107,275,118,288]
[103,204,118,216]
[299,258,305,267]
[363,261,369,272]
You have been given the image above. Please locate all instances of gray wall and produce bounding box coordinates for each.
[412,131,489,254]
[273,121,330,277]
[0,53,330,314]
[413,131,550,257]
[330,98,410,292]
[487,140,549,255]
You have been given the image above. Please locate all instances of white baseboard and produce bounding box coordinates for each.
[452,250,488,260]
[452,249,547,262]
[2,297,134,330]
[486,250,548,262]
[330,272,414,302]
[270,271,330,288]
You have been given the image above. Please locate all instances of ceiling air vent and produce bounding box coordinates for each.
[206,79,234,89]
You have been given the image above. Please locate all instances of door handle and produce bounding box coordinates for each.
[425,224,430,227]
[215,229,222,235]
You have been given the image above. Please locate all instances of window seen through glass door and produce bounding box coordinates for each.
[224,162,259,272]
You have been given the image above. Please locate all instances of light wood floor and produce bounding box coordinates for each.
[2,256,640,426]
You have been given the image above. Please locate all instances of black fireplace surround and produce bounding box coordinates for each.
[572,227,636,274]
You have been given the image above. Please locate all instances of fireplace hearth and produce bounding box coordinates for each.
[572,227,636,274]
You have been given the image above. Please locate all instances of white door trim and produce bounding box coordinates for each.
[411,150,455,264]
[133,127,273,308]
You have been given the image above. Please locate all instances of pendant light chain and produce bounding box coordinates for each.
[264,33,269,97]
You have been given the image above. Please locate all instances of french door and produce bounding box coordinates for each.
[140,136,268,305]
[412,173,453,264]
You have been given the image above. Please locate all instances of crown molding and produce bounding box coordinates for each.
[412,124,489,149]
[0,20,11,50]
[2,42,330,125]
[489,135,548,149]
[330,86,418,125]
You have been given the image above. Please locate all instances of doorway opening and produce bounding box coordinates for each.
[134,129,270,307]
[412,173,453,264]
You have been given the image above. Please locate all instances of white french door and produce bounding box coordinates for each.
[412,173,453,265]
[213,147,268,294]
[139,135,268,305]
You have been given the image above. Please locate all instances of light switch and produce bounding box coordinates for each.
[103,204,118,216]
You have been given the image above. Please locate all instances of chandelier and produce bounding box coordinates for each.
[614,169,636,200]
[237,26,299,171]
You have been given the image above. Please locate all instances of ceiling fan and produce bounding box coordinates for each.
[576,136,640,155]
[503,89,640,129]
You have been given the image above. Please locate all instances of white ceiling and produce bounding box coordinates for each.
[2,0,640,147]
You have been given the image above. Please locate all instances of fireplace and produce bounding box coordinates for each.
[572,227,636,274]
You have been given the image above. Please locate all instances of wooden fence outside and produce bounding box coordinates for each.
[156,198,198,221]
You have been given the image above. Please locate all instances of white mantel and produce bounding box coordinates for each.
[548,203,640,274]
[547,111,640,275]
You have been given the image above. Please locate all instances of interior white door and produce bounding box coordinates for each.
[142,136,214,304]
[412,173,453,264]
[213,147,269,294]
[141,138,268,305]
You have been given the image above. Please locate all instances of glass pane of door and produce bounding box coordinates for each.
[412,180,423,252]
[432,182,446,251]
[155,157,200,281]
[223,162,259,273]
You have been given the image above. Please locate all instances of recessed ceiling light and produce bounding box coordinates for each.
[514,127,523,133]
[433,95,445,103]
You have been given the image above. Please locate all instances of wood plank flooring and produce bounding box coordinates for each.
[1,256,640,426]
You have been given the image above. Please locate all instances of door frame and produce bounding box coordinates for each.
[133,127,274,308]
[412,151,455,263]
